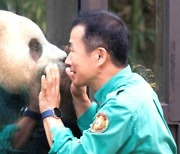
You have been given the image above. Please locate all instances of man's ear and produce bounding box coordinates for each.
[96,47,108,66]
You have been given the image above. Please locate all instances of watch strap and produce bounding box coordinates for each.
[41,110,54,119]
[41,108,62,119]
[23,108,41,120]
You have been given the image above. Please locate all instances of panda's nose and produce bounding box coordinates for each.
[62,56,66,63]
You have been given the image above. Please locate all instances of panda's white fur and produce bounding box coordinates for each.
[0,10,67,93]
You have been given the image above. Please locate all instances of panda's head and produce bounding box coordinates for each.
[0,10,67,93]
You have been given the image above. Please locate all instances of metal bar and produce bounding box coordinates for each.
[168,0,180,121]
[46,0,78,48]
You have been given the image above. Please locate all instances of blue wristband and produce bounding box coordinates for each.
[41,110,53,119]
[23,108,41,120]
[41,108,62,119]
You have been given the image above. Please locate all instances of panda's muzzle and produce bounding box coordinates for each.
[37,58,66,82]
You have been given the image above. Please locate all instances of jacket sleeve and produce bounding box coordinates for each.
[77,102,97,131]
[49,102,134,154]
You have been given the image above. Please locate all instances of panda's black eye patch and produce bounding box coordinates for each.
[29,38,42,61]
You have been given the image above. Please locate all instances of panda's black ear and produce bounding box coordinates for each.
[29,38,42,61]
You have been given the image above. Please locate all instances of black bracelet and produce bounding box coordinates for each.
[23,107,41,120]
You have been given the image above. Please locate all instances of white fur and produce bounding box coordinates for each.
[0,10,67,93]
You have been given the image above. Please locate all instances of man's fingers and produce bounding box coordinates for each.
[45,63,53,84]
[65,67,74,81]
[44,63,60,93]
[54,64,60,92]
[41,75,47,91]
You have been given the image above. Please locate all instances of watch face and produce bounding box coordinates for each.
[54,108,62,118]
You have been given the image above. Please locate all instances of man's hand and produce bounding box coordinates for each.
[65,67,91,118]
[39,63,61,113]
[65,67,87,98]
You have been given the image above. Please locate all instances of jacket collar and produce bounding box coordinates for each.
[94,65,133,105]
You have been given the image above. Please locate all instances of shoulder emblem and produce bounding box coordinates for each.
[90,112,109,133]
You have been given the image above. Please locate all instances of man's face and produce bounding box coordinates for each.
[65,25,97,86]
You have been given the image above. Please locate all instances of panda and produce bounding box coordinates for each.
[0,10,80,153]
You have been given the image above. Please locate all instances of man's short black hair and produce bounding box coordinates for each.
[72,9,130,67]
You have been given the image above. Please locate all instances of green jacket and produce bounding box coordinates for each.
[49,65,177,154]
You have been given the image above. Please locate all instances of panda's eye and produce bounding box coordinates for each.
[29,38,42,61]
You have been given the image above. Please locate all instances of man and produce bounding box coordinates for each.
[39,10,177,153]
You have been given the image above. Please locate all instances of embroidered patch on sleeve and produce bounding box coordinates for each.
[90,112,109,133]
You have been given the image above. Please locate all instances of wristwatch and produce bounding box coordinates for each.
[23,107,41,120]
[41,108,62,119]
